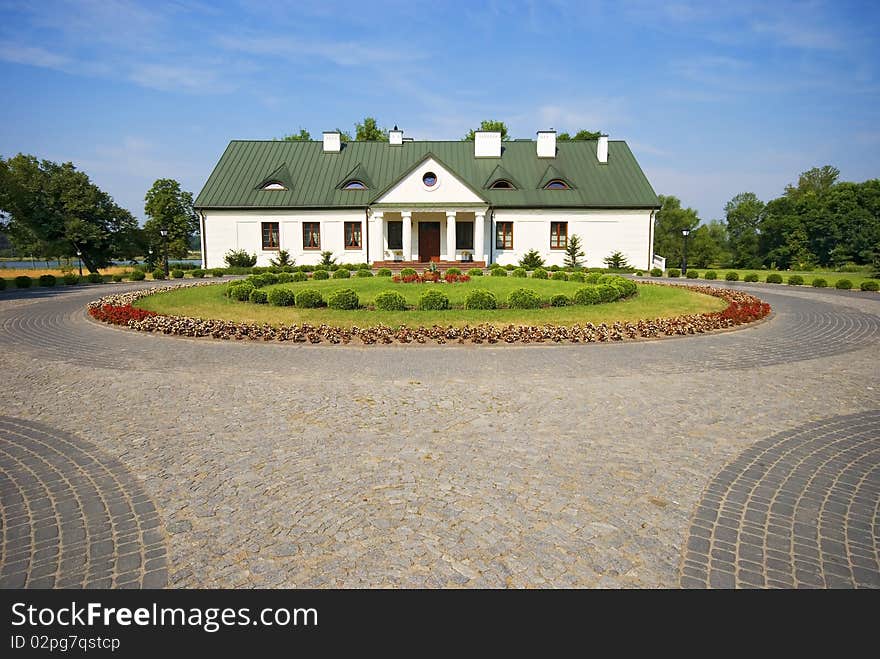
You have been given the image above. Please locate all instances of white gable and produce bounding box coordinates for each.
[374,156,485,205]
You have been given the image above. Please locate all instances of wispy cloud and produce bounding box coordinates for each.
[0,43,70,69]
[750,19,842,50]
[216,34,420,68]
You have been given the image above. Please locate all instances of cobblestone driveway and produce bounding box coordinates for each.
[0,281,877,588]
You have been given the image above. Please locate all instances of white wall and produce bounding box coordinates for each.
[203,209,368,268]
[491,209,653,270]
[374,157,484,205]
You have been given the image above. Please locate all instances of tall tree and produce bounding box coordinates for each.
[463,120,510,141]
[355,117,387,141]
[279,129,311,141]
[724,192,764,268]
[785,165,840,198]
[144,179,199,260]
[0,154,138,272]
[688,220,729,268]
[557,130,602,141]
[652,195,700,266]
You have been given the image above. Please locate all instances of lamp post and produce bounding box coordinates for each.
[76,249,83,277]
[159,228,169,276]
[681,229,690,275]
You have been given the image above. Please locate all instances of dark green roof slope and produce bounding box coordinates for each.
[195,140,659,209]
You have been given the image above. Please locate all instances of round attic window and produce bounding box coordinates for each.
[422,171,438,188]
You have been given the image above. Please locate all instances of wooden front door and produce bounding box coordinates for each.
[418,222,441,262]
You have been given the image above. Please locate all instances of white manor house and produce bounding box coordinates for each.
[195,129,660,270]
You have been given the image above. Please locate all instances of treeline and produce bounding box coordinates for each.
[654,166,880,270]
[0,154,197,273]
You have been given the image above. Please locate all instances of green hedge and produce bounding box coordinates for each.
[704,270,717,280]
[507,288,541,309]
[328,288,359,310]
[787,275,804,286]
[468,268,483,276]
[464,288,497,310]
[649,268,663,277]
[568,272,586,283]
[667,269,680,278]
[355,269,373,277]
[550,294,570,307]
[294,289,323,308]
[400,268,417,278]
[551,271,568,281]
[151,269,166,280]
[419,289,449,310]
[573,287,601,305]
[490,268,508,277]
[332,268,351,279]
[744,273,759,282]
[64,273,80,285]
[39,274,57,287]
[725,271,739,281]
[766,273,783,284]
[376,268,392,277]
[835,279,853,290]
[249,289,268,304]
[374,290,407,311]
[171,269,184,279]
[860,280,879,291]
[313,270,330,280]
[511,267,527,278]
[531,268,548,280]
[811,277,827,288]
[15,276,32,288]
[686,270,699,279]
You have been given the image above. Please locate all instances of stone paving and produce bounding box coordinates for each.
[0,280,877,588]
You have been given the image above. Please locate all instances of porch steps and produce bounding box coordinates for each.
[371,261,487,272]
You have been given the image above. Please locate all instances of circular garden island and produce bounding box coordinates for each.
[89,269,771,345]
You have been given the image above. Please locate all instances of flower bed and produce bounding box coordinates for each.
[87,282,771,345]
[392,272,471,284]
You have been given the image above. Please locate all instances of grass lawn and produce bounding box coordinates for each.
[134,279,728,328]
[659,266,877,287]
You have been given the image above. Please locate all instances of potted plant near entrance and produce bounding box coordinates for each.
[390,250,403,262]
[461,250,473,263]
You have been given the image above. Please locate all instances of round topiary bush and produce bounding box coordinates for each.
[550,294,570,307]
[490,267,508,277]
[419,289,450,310]
[355,269,373,277]
[585,273,602,284]
[129,270,146,281]
[650,268,663,277]
[744,273,759,282]
[249,289,268,304]
[505,264,516,271]
[228,282,255,301]
[211,269,225,278]
[39,274,57,287]
[531,268,548,280]
[704,270,717,280]
[374,290,408,311]
[596,284,622,303]
[573,286,602,305]
[191,269,206,278]
[276,273,294,284]
[725,271,739,281]
[464,288,497,310]
[610,277,637,298]
[507,287,541,309]
[445,268,461,276]
[64,273,80,285]
[152,269,166,280]
[332,268,351,279]
[686,270,699,278]
[468,268,483,276]
[15,276,32,288]
[112,274,124,282]
[293,289,322,308]
[171,269,184,279]
[860,280,879,292]
[400,268,417,278]
[667,269,680,278]
[766,273,783,284]
[313,270,330,280]
[568,272,586,283]
[377,268,392,277]
[787,275,804,286]
[292,272,307,282]
[262,288,293,306]
[551,271,568,281]
[86,273,103,284]
[835,279,853,290]
[812,277,828,288]
[511,267,527,278]
[328,288,359,310]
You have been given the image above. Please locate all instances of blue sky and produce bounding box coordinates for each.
[1,0,878,222]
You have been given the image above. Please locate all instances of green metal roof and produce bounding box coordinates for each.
[194,140,660,209]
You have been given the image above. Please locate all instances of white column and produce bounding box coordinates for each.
[474,211,485,263]
[401,210,412,261]
[446,211,456,261]
[370,211,384,264]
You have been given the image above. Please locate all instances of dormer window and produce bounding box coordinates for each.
[261,181,287,191]
[342,180,367,190]
[490,179,516,190]
[544,179,570,190]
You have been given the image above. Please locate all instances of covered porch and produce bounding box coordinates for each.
[369,208,488,267]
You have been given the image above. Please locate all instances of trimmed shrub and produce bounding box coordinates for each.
[269,288,298,307]
[151,269,166,280]
[650,268,663,277]
[667,269,680,278]
[811,277,828,288]
[292,272,307,282]
[419,289,450,310]
[276,273,294,284]
[129,270,146,281]
[596,284,621,303]
[550,294,570,307]
[355,269,373,277]
[490,267,508,277]
[766,273,783,284]
[376,268,392,277]
[744,273,759,282]
[468,268,483,276]
[15,275,32,288]
[531,268,548,280]
[464,288,497,310]
[569,272,586,283]
[445,267,462,276]
[328,288,359,310]
[190,269,206,278]
[337,263,354,271]
[64,273,80,285]
[725,271,739,281]
[211,269,225,277]
[171,269,184,279]
[860,280,879,292]
[259,273,279,286]
[551,271,568,281]
[573,286,601,305]
[686,270,699,278]
[224,249,257,268]
[585,272,601,285]
[294,289,322,308]
[611,277,637,297]
[507,288,541,309]
[85,273,103,283]
[39,274,57,287]
[229,282,255,301]
[313,264,327,272]
[249,289,268,304]
[374,290,408,311]
[400,268,418,278]
[313,270,330,280]
[787,275,804,286]
[0,278,5,290]
[635,271,643,276]
[511,267,528,278]
[704,270,717,280]
[835,279,853,290]
[505,264,516,271]
[549,265,560,272]
[112,274,124,282]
